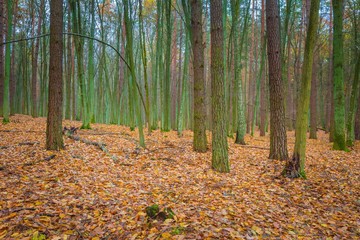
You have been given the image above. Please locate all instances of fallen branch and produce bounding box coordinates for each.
[19,141,39,146]
[64,130,120,164]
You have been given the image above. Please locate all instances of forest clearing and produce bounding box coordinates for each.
[0,115,359,239]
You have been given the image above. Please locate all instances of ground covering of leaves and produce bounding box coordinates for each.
[0,115,359,239]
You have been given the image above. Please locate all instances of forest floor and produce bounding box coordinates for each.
[0,115,359,239]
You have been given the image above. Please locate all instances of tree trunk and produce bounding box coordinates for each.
[46,0,64,150]
[259,0,266,136]
[310,51,318,139]
[266,0,288,160]
[211,0,229,173]
[162,0,172,131]
[332,0,347,151]
[283,0,320,178]
[355,92,360,140]
[191,0,207,152]
[346,54,360,146]
[2,0,13,123]
[234,0,250,144]
[31,0,44,118]
[0,0,3,116]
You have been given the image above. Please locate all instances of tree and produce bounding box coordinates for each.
[310,51,318,139]
[2,0,13,123]
[191,0,207,152]
[46,0,64,150]
[231,0,249,145]
[0,0,4,116]
[31,0,44,118]
[210,0,229,172]
[266,0,288,160]
[70,0,91,129]
[332,0,347,151]
[346,54,360,146]
[123,0,145,147]
[355,94,360,140]
[283,0,320,178]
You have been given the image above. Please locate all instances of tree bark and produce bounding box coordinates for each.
[210,0,229,172]
[283,0,320,178]
[332,0,347,151]
[355,91,360,140]
[346,54,360,146]
[0,0,3,116]
[259,0,266,136]
[266,0,288,160]
[2,0,13,123]
[31,0,44,118]
[191,0,207,152]
[46,0,64,150]
[310,51,318,139]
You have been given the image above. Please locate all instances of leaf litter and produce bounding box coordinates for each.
[0,115,359,239]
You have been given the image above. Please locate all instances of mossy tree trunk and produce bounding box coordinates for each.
[355,92,360,140]
[191,0,207,152]
[283,0,320,178]
[266,0,288,160]
[332,0,347,151]
[2,0,13,123]
[46,0,64,150]
[231,0,249,145]
[210,0,229,173]
[123,0,145,148]
[310,50,318,139]
[346,54,360,146]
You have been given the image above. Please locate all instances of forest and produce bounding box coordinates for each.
[0,0,359,239]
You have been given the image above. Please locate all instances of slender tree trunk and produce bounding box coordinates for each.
[346,54,360,146]
[328,1,334,140]
[283,0,320,178]
[332,0,347,151]
[46,0,64,150]
[310,50,318,139]
[0,0,3,116]
[266,0,288,160]
[162,0,172,131]
[355,92,360,140]
[31,0,44,118]
[210,0,229,173]
[65,3,72,120]
[2,0,13,123]
[191,0,207,152]
[139,0,151,134]
[87,0,95,122]
[123,0,145,147]
[234,0,250,144]
[259,0,266,136]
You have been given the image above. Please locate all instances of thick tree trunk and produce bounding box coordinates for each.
[210,0,229,172]
[266,0,288,160]
[46,0,64,150]
[191,0,207,152]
